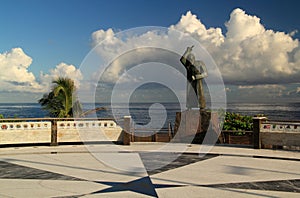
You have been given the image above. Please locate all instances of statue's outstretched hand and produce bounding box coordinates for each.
[187,45,194,52]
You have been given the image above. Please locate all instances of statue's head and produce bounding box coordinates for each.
[187,53,195,65]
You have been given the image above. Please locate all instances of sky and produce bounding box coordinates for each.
[0,0,300,103]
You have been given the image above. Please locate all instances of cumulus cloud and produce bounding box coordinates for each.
[0,48,44,92]
[170,11,224,52]
[174,9,300,85]
[2,8,297,103]
[217,9,299,84]
[40,62,83,89]
[91,9,300,86]
[0,48,82,95]
[289,30,298,37]
[90,29,191,84]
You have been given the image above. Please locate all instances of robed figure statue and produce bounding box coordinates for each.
[180,46,208,109]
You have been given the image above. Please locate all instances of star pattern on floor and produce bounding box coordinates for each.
[93,177,158,197]
[0,161,83,181]
[1,153,300,197]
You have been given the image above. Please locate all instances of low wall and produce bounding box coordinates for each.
[57,120,123,143]
[0,122,51,144]
[260,121,300,147]
[222,131,253,145]
[0,119,123,146]
[254,118,300,149]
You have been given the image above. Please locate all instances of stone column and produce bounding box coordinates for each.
[123,116,131,145]
[50,120,58,146]
[253,117,267,149]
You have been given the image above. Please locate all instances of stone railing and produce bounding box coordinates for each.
[0,121,51,144]
[260,121,300,132]
[0,118,123,146]
[253,117,300,149]
[0,122,51,130]
[56,120,122,143]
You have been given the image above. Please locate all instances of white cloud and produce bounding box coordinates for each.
[283,85,300,97]
[0,48,44,92]
[225,9,265,42]
[173,9,300,85]
[40,62,83,90]
[170,11,224,50]
[238,85,285,100]
[211,9,299,84]
[0,48,82,96]
[2,8,298,103]
[238,84,285,90]
[91,9,300,86]
[289,30,298,37]
[225,84,288,102]
[90,29,188,84]
[92,28,122,47]
[225,87,231,92]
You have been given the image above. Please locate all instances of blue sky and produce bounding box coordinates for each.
[0,0,300,103]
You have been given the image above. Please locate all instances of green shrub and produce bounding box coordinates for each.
[222,112,253,135]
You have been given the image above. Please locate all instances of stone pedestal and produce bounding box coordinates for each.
[173,110,216,143]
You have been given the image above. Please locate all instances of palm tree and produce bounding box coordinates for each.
[39,77,82,118]
[39,91,64,117]
[39,77,107,118]
[52,77,76,117]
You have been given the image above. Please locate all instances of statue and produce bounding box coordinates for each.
[180,46,208,109]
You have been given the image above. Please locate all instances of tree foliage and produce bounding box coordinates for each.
[39,77,82,118]
[222,112,253,133]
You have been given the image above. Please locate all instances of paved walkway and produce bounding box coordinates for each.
[0,143,300,197]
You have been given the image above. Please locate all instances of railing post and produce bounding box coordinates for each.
[131,123,135,142]
[152,132,157,142]
[50,120,58,146]
[123,116,131,145]
[168,121,172,140]
[253,117,266,149]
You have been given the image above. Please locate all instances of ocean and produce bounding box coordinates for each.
[0,102,300,127]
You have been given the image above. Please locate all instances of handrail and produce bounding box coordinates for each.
[263,119,300,123]
[134,128,170,131]
[263,120,300,125]
[0,117,115,122]
[222,130,253,133]
[253,117,300,149]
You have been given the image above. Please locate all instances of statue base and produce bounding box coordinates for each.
[173,109,220,144]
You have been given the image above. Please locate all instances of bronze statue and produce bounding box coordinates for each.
[180,46,208,109]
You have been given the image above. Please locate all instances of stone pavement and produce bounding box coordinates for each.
[0,143,300,197]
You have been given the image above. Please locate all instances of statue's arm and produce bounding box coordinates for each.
[180,46,193,65]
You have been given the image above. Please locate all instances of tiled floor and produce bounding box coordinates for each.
[0,144,300,197]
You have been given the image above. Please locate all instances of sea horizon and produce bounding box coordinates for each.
[1,102,300,123]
